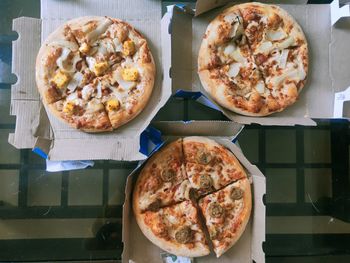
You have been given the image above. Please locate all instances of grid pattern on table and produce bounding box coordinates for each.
[0,0,350,261]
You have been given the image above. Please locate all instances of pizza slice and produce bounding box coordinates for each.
[133,139,191,213]
[255,44,308,112]
[183,137,247,196]
[35,26,83,104]
[198,178,251,257]
[135,200,210,257]
[198,6,244,70]
[239,3,308,105]
[197,7,270,115]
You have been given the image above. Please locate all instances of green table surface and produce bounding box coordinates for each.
[0,0,349,262]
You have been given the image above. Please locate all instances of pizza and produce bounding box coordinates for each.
[36,16,155,132]
[198,178,251,257]
[198,2,308,116]
[133,137,252,258]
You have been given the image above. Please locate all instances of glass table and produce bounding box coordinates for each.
[0,0,349,262]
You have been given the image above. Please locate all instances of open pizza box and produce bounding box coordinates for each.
[122,121,266,263]
[169,0,350,126]
[8,0,172,161]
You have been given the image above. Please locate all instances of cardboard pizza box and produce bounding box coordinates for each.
[8,0,171,161]
[122,121,266,263]
[170,0,350,126]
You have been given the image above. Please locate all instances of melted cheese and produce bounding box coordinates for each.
[231,48,246,63]
[279,49,289,69]
[49,40,78,52]
[66,72,83,92]
[56,48,70,70]
[86,18,113,44]
[227,63,241,78]
[256,41,273,54]
[174,180,191,201]
[223,43,236,57]
[111,86,129,103]
[86,56,97,71]
[223,14,243,39]
[56,48,81,73]
[276,36,295,50]
[81,84,94,100]
[87,98,104,113]
[95,80,102,99]
[255,81,265,94]
[113,38,123,52]
[66,92,78,101]
[111,68,137,90]
[266,28,287,41]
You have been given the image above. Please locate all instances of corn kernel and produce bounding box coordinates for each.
[52,71,70,89]
[93,61,109,76]
[123,40,136,56]
[79,42,90,54]
[122,68,139,81]
[63,101,75,114]
[106,99,120,111]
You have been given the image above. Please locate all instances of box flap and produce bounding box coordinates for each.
[11,17,41,101]
[330,0,350,118]
[9,17,42,149]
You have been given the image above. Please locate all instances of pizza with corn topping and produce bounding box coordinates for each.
[36,16,155,132]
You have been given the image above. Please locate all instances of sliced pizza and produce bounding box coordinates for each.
[135,200,210,257]
[133,139,191,213]
[183,136,247,196]
[198,178,252,257]
[198,3,308,116]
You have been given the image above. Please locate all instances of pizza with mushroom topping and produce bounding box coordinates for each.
[133,139,191,214]
[36,16,155,132]
[183,136,247,196]
[133,137,252,257]
[136,200,210,257]
[199,178,251,257]
[198,2,308,116]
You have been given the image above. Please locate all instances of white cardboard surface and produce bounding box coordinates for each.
[9,0,171,161]
[122,121,266,263]
[171,1,350,125]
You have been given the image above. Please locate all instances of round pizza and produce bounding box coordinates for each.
[133,137,252,258]
[198,2,308,116]
[36,16,155,132]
